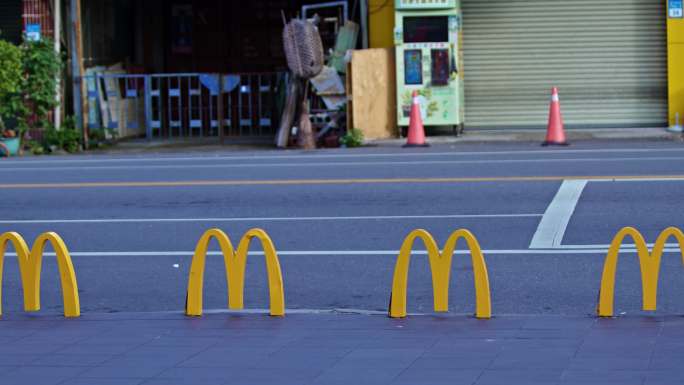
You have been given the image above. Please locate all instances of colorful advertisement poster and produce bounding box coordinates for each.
[670,0,683,18]
[404,50,423,85]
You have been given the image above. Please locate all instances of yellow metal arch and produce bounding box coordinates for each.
[0,232,80,318]
[598,226,684,317]
[186,228,285,317]
[389,229,491,319]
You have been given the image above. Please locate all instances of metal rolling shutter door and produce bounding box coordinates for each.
[462,0,667,129]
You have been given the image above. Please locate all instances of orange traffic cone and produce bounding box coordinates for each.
[404,91,429,147]
[542,87,568,146]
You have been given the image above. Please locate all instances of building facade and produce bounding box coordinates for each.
[372,0,680,130]
[1,0,681,135]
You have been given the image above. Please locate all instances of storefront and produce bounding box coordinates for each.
[372,0,669,129]
[462,0,667,129]
[2,0,674,137]
[68,0,360,141]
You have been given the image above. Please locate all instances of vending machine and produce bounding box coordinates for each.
[394,0,464,132]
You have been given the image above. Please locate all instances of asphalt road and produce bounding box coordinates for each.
[2,139,684,317]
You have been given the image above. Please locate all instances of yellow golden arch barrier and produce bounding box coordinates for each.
[598,226,684,317]
[185,228,285,317]
[0,232,80,318]
[389,229,492,319]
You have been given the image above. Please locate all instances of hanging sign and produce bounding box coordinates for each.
[26,24,41,41]
[395,0,456,10]
[670,0,683,18]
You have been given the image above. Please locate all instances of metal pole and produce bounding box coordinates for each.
[144,75,152,140]
[360,0,369,48]
[54,0,61,129]
[69,0,87,147]
[217,74,225,144]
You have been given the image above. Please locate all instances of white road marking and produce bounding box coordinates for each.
[4,247,681,257]
[560,243,683,249]
[0,213,541,224]
[3,147,684,165]
[592,177,684,183]
[3,156,684,172]
[529,180,588,249]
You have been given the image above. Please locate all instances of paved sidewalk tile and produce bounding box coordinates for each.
[312,366,405,385]
[560,370,647,385]
[475,369,563,385]
[64,379,146,385]
[332,348,425,368]
[1,313,684,385]
[0,366,89,385]
[393,368,482,385]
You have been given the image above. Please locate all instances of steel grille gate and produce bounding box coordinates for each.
[83,73,285,139]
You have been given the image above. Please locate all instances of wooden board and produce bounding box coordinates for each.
[349,48,397,140]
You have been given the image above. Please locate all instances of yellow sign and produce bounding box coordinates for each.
[185,228,285,317]
[668,0,684,128]
[0,232,80,317]
[389,229,491,319]
[597,226,684,317]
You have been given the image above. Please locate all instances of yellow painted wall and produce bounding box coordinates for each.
[668,4,684,126]
[369,0,394,48]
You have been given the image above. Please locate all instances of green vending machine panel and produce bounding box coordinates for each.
[394,0,464,130]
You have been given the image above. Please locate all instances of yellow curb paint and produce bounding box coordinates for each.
[3,175,684,189]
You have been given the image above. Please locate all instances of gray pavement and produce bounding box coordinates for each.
[6,143,684,184]
[1,312,683,385]
[94,127,681,154]
[2,142,684,315]
[2,141,684,384]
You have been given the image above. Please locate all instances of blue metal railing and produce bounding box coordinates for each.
[83,72,285,140]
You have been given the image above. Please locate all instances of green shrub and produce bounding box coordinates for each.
[27,140,45,155]
[340,128,364,148]
[0,40,23,130]
[0,37,62,134]
[43,117,81,153]
[21,38,62,131]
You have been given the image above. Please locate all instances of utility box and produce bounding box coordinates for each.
[394,0,464,132]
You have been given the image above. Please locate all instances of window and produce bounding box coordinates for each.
[403,16,449,43]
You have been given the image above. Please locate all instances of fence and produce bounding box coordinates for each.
[83,72,286,140]
[22,0,54,39]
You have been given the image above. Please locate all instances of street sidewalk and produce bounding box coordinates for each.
[87,127,681,155]
[1,310,681,385]
[372,127,682,146]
